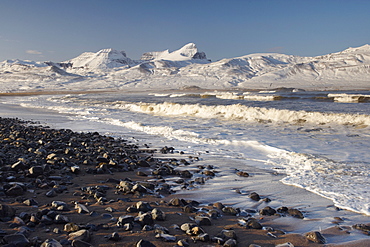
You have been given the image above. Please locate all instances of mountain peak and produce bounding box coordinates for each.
[64,48,133,70]
[342,44,370,54]
[140,43,207,61]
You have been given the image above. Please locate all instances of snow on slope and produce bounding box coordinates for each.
[63,48,136,70]
[140,43,207,61]
[0,43,369,92]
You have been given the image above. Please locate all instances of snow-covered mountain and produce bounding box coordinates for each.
[62,48,136,70]
[0,43,369,92]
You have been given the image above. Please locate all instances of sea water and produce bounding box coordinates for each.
[1,89,370,235]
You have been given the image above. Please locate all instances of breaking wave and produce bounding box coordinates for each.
[111,101,370,126]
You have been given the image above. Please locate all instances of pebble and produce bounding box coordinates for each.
[0,117,348,247]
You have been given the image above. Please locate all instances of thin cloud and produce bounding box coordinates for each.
[26,50,43,55]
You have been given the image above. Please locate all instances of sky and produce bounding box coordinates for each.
[0,0,369,62]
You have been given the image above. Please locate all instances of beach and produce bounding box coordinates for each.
[0,99,370,247]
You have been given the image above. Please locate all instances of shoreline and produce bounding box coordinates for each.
[2,87,370,98]
[1,97,370,246]
[0,115,369,246]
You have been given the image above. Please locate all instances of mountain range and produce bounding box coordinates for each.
[0,43,369,92]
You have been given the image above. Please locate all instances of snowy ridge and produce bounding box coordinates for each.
[140,43,207,61]
[63,48,136,70]
[0,43,370,92]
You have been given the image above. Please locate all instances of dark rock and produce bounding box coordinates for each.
[135,212,153,226]
[353,223,370,232]
[40,239,63,247]
[202,170,215,176]
[51,201,70,211]
[222,206,238,215]
[177,239,189,247]
[40,215,54,225]
[304,231,326,243]
[71,240,93,247]
[223,238,237,247]
[10,216,25,227]
[68,229,91,242]
[180,223,197,232]
[153,224,169,234]
[142,225,153,231]
[136,201,153,212]
[136,171,147,176]
[208,209,221,219]
[132,184,148,193]
[126,206,138,213]
[249,192,260,201]
[75,203,89,214]
[236,171,249,177]
[0,203,16,219]
[288,208,304,219]
[23,198,38,206]
[138,160,150,167]
[259,206,276,216]
[118,181,133,193]
[213,202,225,209]
[168,198,186,207]
[218,229,237,240]
[195,233,210,242]
[6,184,25,196]
[64,223,80,232]
[239,218,263,229]
[70,165,80,173]
[277,206,289,213]
[28,166,44,177]
[136,239,157,247]
[117,215,135,226]
[105,207,116,212]
[108,232,121,241]
[183,204,197,213]
[155,233,176,242]
[45,189,57,197]
[195,216,212,226]
[3,233,30,247]
[11,161,28,171]
[180,170,193,178]
[54,214,70,224]
[152,208,166,221]
[123,222,134,231]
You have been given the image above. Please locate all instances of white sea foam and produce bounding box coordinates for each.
[328,93,370,103]
[112,101,370,126]
[268,151,370,216]
[242,95,281,101]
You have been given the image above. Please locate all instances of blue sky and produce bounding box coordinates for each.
[0,0,369,62]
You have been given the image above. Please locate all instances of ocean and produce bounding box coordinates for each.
[1,88,370,236]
